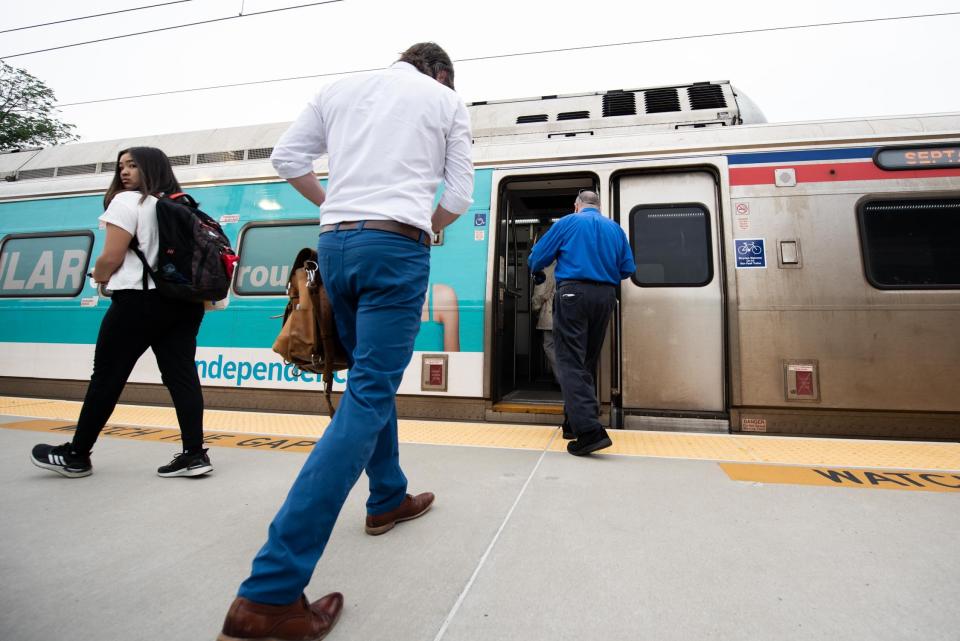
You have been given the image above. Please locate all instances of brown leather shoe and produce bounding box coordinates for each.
[217,592,342,641]
[365,492,435,535]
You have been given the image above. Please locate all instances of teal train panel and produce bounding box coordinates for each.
[0,169,493,353]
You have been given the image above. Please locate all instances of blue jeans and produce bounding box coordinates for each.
[238,227,430,604]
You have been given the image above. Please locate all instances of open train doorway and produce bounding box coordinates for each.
[491,173,599,411]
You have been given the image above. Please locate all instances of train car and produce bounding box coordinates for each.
[1,80,958,439]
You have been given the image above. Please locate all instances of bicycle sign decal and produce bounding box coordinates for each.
[734,238,766,268]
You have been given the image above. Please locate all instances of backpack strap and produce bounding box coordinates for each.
[165,192,198,207]
[126,191,168,291]
[128,235,151,290]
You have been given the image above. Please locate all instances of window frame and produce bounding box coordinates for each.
[232,219,318,297]
[856,195,960,290]
[0,230,94,299]
[628,201,714,288]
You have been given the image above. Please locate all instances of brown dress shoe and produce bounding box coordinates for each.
[217,592,342,641]
[365,492,435,535]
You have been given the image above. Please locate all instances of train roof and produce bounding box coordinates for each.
[467,81,765,142]
[2,79,960,200]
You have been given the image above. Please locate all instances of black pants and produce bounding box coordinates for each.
[72,290,205,455]
[553,281,616,436]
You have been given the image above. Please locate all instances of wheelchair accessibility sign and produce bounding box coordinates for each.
[735,238,766,268]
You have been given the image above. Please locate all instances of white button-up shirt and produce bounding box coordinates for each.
[271,61,474,234]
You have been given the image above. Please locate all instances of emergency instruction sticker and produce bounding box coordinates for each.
[734,238,766,268]
[734,201,750,231]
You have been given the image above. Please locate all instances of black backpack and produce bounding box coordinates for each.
[131,192,236,302]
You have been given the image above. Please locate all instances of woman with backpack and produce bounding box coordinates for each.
[30,147,212,479]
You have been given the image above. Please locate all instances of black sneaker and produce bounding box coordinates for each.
[561,421,575,440]
[157,449,213,478]
[31,443,92,478]
[567,429,613,457]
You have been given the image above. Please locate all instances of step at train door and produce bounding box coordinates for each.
[615,169,726,418]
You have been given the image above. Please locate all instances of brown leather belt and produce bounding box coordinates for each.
[319,220,431,247]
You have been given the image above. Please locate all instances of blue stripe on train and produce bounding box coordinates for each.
[728,148,878,165]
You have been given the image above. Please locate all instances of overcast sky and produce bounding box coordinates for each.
[4,0,959,143]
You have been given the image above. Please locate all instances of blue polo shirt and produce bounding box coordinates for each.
[529,208,636,285]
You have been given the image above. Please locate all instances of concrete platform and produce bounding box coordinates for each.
[1,406,958,641]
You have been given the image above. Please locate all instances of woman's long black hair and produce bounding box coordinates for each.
[103,146,182,209]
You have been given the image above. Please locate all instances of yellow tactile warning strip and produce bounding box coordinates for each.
[721,463,960,493]
[3,396,960,477]
[2,396,333,436]
[549,428,960,471]
[4,419,322,452]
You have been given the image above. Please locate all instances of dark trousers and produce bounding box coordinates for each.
[553,281,616,436]
[72,289,205,455]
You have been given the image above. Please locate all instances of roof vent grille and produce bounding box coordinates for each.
[644,88,681,113]
[99,162,116,173]
[197,150,245,164]
[247,147,274,160]
[56,163,97,177]
[17,167,56,180]
[168,154,191,166]
[557,111,590,121]
[687,84,727,110]
[517,114,549,124]
[602,91,636,117]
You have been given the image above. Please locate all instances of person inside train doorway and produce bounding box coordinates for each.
[530,260,557,376]
[30,147,213,479]
[216,43,474,641]
[528,190,635,456]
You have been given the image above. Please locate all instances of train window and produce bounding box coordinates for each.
[0,232,93,298]
[858,198,960,289]
[233,221,317,295]
[629,203,712,286]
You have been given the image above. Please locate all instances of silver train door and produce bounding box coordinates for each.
[614,169,726,426]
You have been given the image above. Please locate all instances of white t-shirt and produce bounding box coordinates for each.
[98,191,159,291]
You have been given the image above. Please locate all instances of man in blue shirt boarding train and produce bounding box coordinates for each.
[528,190,636,456]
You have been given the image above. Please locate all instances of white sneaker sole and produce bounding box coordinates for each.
[157,464,213,478]
[30,455,92,478]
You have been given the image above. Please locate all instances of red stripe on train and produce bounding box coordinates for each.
[729,161,960,186]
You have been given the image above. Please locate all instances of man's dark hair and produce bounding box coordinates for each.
[399,42,455,90]
[104,146,182,208]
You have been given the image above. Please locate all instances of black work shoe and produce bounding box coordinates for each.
[561,422,575,440]
[157,448,213,478]
[567,429,613,456]
[31,443,92,478]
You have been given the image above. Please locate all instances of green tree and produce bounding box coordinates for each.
[0,61,77,150]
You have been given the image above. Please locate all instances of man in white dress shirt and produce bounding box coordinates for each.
[218,43,474,641]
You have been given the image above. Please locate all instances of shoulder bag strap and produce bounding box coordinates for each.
[319,285,337,417]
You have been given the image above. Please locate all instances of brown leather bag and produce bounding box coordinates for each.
[272,248,349,415]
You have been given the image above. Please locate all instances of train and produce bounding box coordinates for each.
[1,80,958,439]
